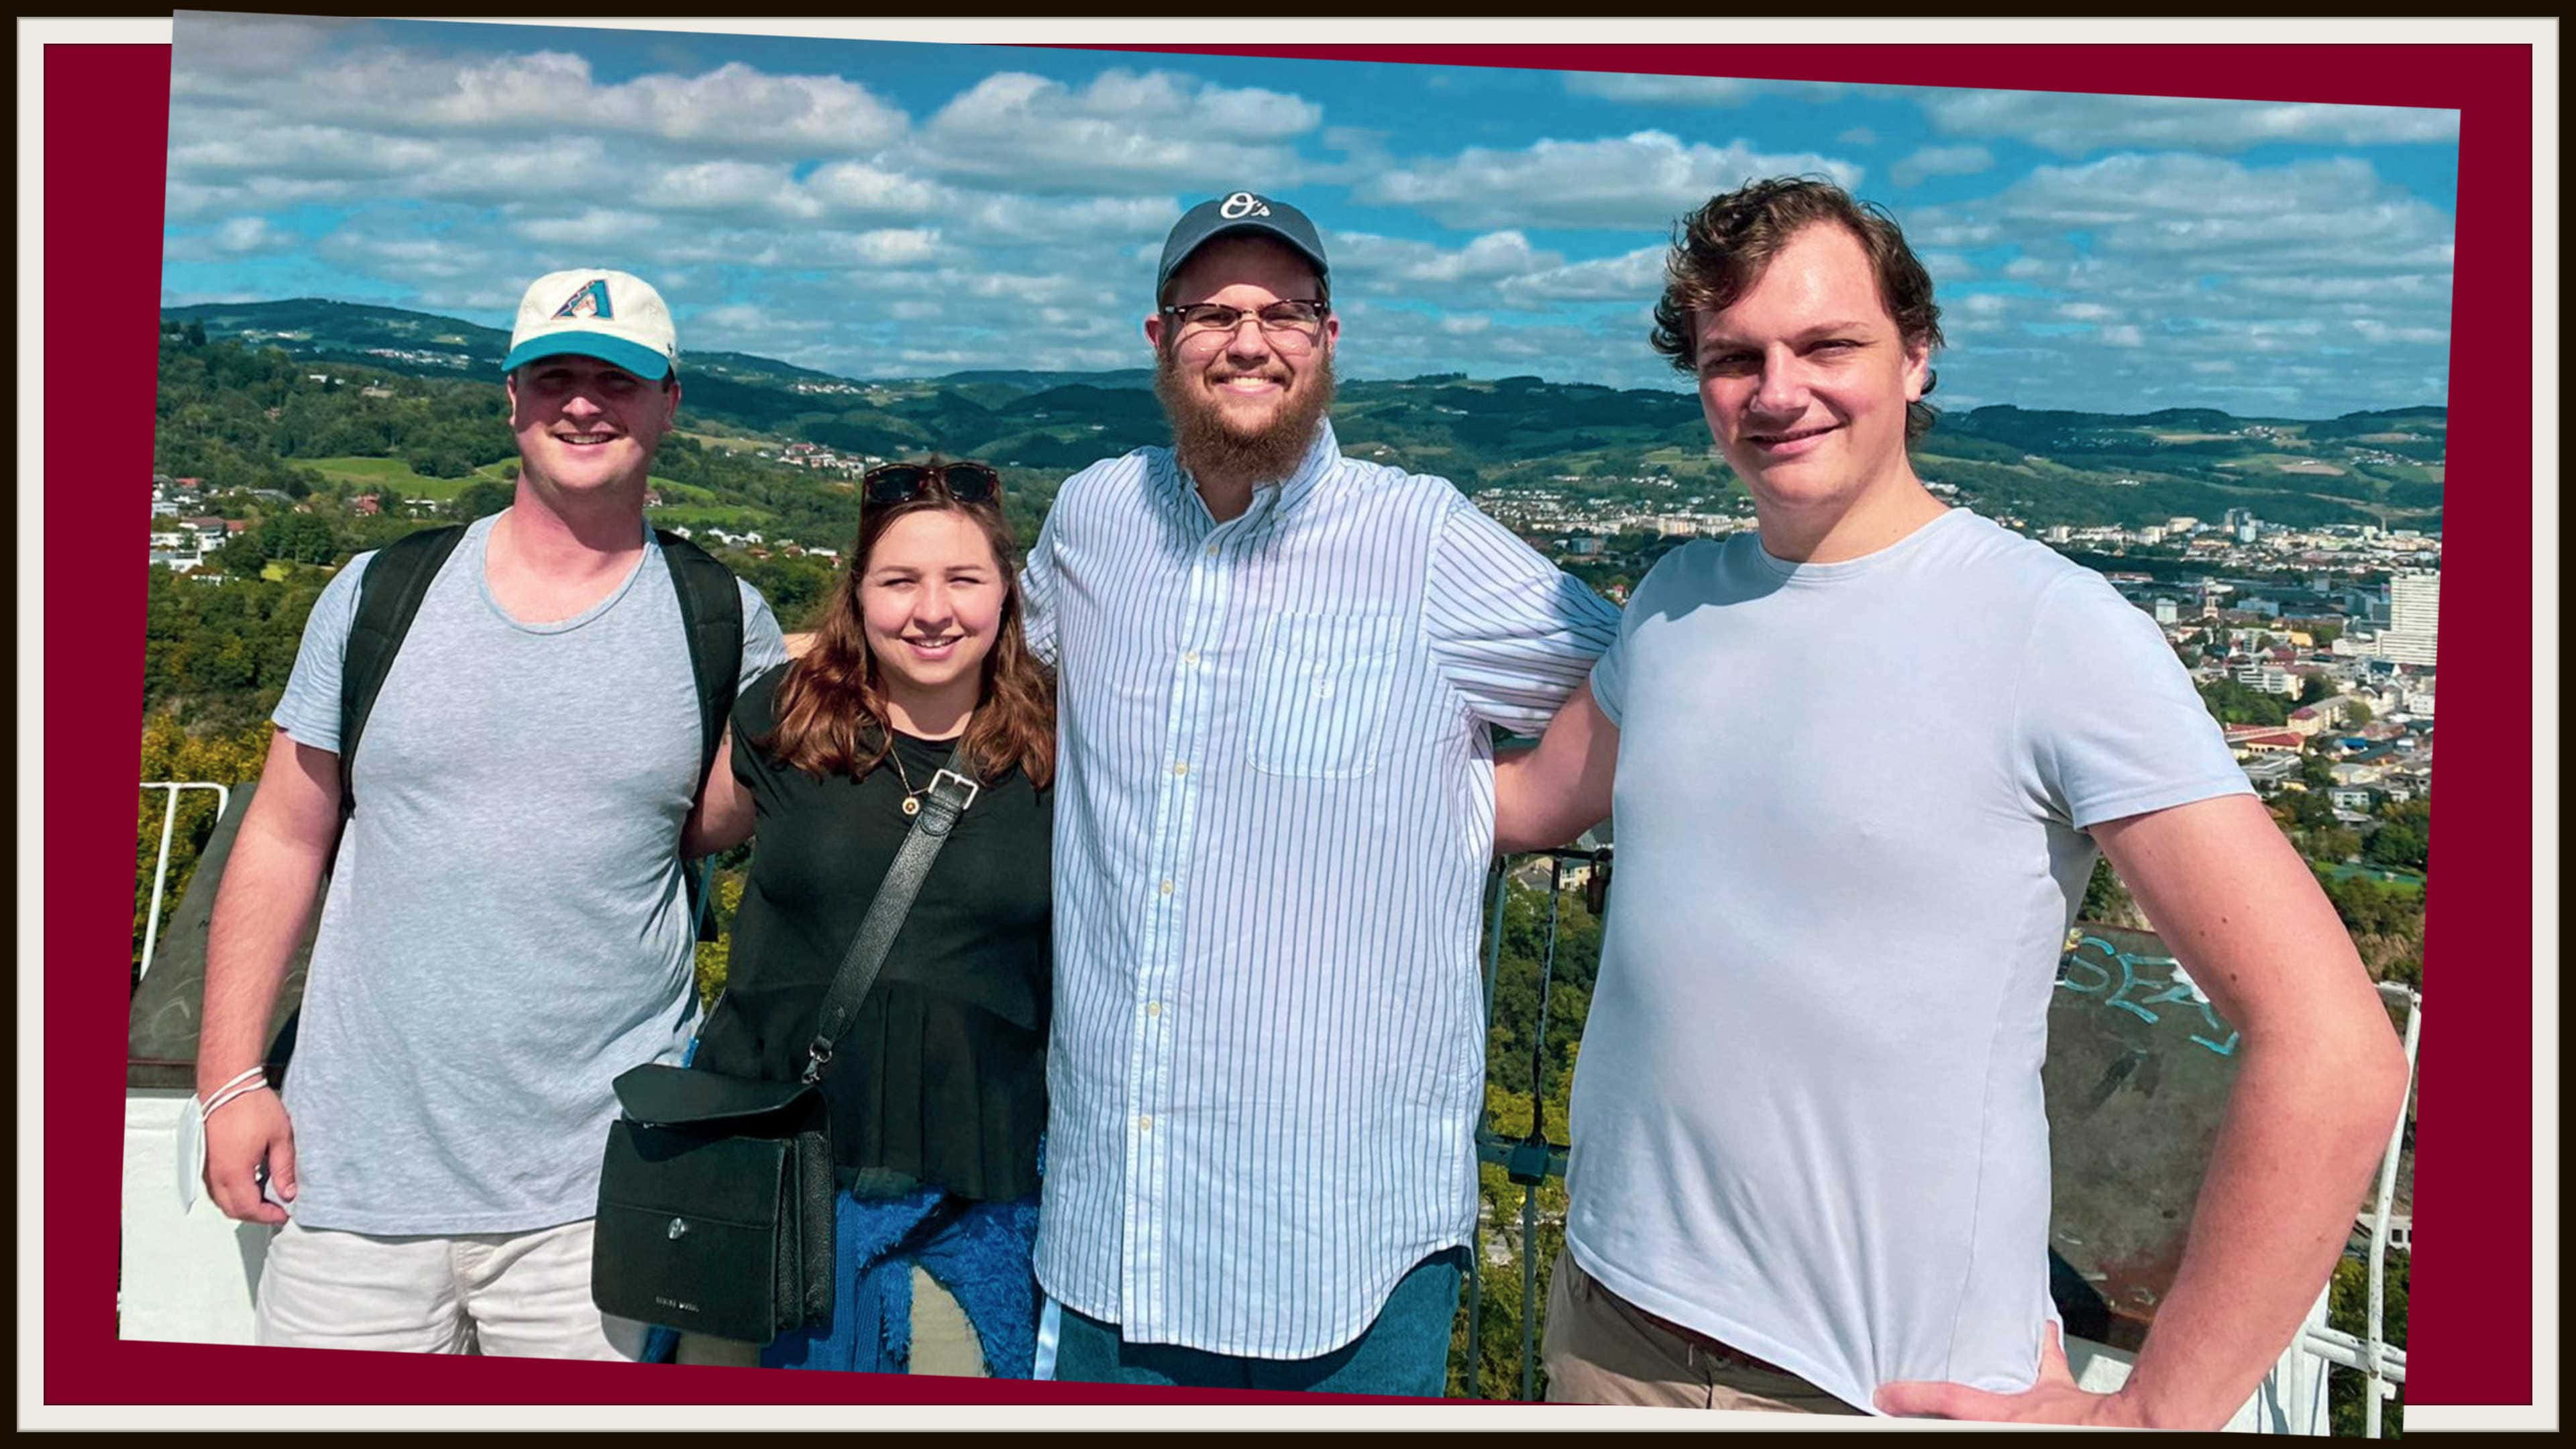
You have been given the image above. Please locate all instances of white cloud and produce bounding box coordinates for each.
[1965,154,2459,276]
[152,17,2459,413]
[1890,144,1995,188]
[1335,229,1560,288]
[314,229,502,284]
[1360,131,1863,230]
[174,40,908,158]
[169,13,347,77]
[828,228,943,266]
[633,160,818,218]
[511,209,664,248]
[949,192,1180,244]
[1912,153,2455,414]
[805,161,952,219]
[914,68,1317,192]
[1560,73,1766,106]
[213,216,290,254]
[164,176,354,221]
[168,121,448,180]
[1919,89,2459,157]
[696,302,828,333]
[1495,246,1669,304]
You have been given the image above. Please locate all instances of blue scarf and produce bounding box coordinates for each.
[759,1185,1042,1378]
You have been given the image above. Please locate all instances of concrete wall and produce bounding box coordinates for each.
[120,1089,271,1344]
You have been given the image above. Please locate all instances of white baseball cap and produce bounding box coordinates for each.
[504,268,680,380]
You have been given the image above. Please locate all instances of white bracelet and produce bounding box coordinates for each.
[202,1065,264,1102]
[202,1071,270,1120]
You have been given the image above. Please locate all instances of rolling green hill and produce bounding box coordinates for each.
[161,300,2445,533]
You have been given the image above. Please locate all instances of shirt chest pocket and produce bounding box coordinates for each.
[1246,611,1405,780]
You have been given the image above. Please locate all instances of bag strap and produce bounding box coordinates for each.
[655,527,743,800]
[800,765,981,1084]
[338,523,469,824]
[655,529,745,943]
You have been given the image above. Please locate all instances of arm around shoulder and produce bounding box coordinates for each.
[1493,681,1619,855]
[684,727,755,858]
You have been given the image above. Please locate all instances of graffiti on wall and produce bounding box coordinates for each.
[2056,934,2241,1058]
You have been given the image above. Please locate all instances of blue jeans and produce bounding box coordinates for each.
[1049,1247,1466,1396]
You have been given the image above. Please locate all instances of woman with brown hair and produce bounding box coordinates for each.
[680,460,1053,1379]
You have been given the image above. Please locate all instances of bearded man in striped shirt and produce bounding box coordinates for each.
[1018,191,1621,1395]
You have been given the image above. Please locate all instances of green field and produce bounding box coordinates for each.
[303,454,513,499]
[2316,861,2427,894]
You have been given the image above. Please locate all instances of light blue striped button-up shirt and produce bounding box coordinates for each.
[1020,419,1621,1358]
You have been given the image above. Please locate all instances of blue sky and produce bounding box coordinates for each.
[162,15,2463,417]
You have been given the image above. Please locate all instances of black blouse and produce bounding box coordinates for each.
[692,662,1051,1201]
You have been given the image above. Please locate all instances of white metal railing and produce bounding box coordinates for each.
[136,781,231,980]
[2361,981,2421,1436]
[2276,979,2418,1435]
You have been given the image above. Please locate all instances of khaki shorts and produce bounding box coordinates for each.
[1540,1250,1864,1413]
[255,1216,647,1360]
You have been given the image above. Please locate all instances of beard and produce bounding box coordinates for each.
[1155,345,1337,487]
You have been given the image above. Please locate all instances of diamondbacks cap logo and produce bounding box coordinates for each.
[1220,192,1271,220]
[552,278,614,321]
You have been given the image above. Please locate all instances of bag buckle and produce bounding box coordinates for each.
[928,769,980,812]
[802,1042,831,1085]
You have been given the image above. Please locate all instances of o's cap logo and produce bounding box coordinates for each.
[1220,192,1271,219]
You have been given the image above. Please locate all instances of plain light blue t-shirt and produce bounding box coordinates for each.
[270,514,788,1235]
[1566,506,2251,1412]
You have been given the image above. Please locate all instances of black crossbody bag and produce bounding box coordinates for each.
[590,767,982,1345]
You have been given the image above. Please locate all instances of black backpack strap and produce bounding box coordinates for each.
[657,529,745,943]
[338,524,468,823]
[656,528,743,800]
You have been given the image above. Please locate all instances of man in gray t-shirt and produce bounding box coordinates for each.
[1496,180,2410,1428]
[195,269,787,1359]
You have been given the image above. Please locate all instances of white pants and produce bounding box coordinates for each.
[255,1216,648,1360]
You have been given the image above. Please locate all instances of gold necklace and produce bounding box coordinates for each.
[885,745,927,817]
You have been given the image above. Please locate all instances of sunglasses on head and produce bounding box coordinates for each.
[862,462,1002,506]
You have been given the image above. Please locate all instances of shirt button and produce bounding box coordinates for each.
[1171,761,1188,776]
[1181,650,1199,665]
[1159,879,1174,896]
[1140,1116,1154,1132]
[1205,545,1218,557]
[1146,1002,1163,1018]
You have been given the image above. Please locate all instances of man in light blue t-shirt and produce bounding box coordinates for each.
[194,269,786,1359]
[1496,180,2410,1428]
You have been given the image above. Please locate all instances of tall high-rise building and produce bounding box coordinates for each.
[2390,569,2440,636]
[2379,569,2440,666]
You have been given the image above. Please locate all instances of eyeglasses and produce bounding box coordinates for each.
[862,462,1002,506]
[1161,300,1331,357]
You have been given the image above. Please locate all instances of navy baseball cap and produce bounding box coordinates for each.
[1155,191,1330,305]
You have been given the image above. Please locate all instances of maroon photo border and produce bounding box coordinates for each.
[46,36,2532,1412]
